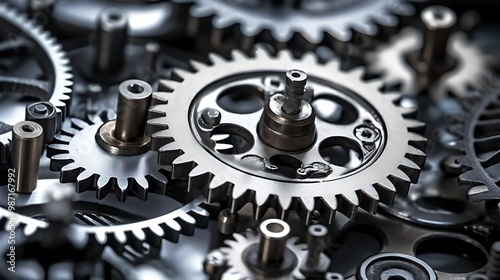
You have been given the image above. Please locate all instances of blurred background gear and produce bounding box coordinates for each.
[366,5,490,100]
[0,3,72,165]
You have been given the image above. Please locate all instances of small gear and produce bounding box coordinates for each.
[452,89,500,201]
[366,6,490,100]
[147,47,427,224]
[219,228,307,279]
[48,117,168,202]
[0,179,215,253]
[0,3,72,164]
[177,0,420,51]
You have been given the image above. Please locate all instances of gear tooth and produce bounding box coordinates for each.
[172,68,194,81]
[131,228,146,242]
[172,154,197,179]
[316,196,337,225]
[231,188,254,213]
[233,233,248,245]
[24,223,40,237]
[71,118,88,130]
[208,52,227,65]
[300,197,315,213]
[407,132,427,151]
[158,80,181,92]
[95,177,112,199]
[278,195,292,211]
[147,224,165,240]
[156,141,183,165]
[59,161,81,180]
[132,177,149,200]
[301,52,317,64]
[207,176,232,202]
[95,232,108,244]
[254,45,272,59]
[388,169,412,197]
[49,152,73,171]
[405,145,427,167]
[348,67,366,80]
[115,178,128,201]
[110,231,126,246]
[325,59,341,71]
[357,188,379,214]
[337,193,358,219]
[189,60,208,72]
[374,178,397,205]
[399,158,422,183]
[96,176,109,189]
[176,212,196,234]
[230,48,248,61]
[383,93,402,103]
[277,49,294,62]
[255,191,270,207]
[459,170,482,185]
[405,119,426,133]
[468,185,490,201]
[159,220,181,243]
[367,80,384,91]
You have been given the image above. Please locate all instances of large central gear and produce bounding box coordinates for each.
[0,3,73,164]
[147,47,427,223]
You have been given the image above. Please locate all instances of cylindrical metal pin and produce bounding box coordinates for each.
[11,121,44,193]
[113,79,153,142]
[95,9,128,73]
[140,42,161,83]
[258,219,290,264]
[420,6,456,65]
[25,101,57,145]
[305,224,328,269]
[283,69,307,115]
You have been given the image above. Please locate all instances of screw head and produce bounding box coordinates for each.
[201,108,221,127]
[355,126,380,143]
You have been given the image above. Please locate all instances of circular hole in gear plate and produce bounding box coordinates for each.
[414,235,488,273]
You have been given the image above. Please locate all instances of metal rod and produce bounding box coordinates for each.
[95,9,128,73]
[11,121,44,193]
[419,6,456,65]
[113,79,152,142]
[283,69,307,115]
[258,219,290,264]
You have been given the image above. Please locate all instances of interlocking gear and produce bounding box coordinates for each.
[220,229,308,279]
[48,118,168,202]
[452,90,500,201]
[147,47,427,224]
[0,179,214,252]
[176,0,420,51]
[0,3,72,164]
